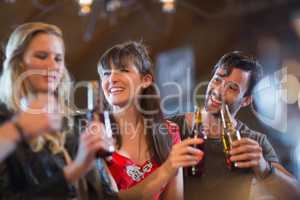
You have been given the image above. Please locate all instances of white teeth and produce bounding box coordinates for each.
[47,76,57,81]
[211,96,221,104]
[110,87,124,93]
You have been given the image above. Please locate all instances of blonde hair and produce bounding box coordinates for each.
[0,22,73,156]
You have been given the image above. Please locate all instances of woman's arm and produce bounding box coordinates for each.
[161,168,184,200]
[64,121,114,183]
[117,138,202,200]
[117,159,177,200]
[0,94,62,162]
[0,122,21,161]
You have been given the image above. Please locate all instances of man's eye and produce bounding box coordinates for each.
[228,84,238,91]
[213,77,222,83]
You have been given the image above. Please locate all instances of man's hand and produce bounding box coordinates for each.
[229,138,269,178]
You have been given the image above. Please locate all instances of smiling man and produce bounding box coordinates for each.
[168,51,300,200]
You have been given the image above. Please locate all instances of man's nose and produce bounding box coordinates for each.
[214,81,228,100]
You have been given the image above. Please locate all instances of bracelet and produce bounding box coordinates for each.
[12,121,26,142]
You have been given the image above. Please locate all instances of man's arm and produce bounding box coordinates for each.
[230,136,300,200]
[179,113,300,199]
[250,162,300,200]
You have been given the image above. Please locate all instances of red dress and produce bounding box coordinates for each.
[107,121,181,200]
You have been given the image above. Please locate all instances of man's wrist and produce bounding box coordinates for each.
[257,161,274,180]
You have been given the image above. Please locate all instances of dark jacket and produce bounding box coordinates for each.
[0,108,118,200]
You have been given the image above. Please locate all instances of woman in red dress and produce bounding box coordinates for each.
[97,41,203,200]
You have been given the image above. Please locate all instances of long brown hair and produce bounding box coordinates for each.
[97,41,172,164]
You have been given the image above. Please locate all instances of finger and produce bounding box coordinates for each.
[177,154,202,163]
[230,153,261,162]
[84,133,103,145]
[80,132,101,146]
[85,122,105,136]
[169,153,203,166]
[230,145,262,155]
[179,161,198,167]
[173,146,203,157]
[169,159,200,169]
[232,138,258,147]
[89,141,108,153]
[235,160,259,168]
[177,138,203,148]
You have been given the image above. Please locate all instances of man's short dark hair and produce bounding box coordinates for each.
[212,51,263,96]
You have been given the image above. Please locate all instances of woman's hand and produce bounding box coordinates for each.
[64,121,114,183]
[162,138,204,177]
[14,94,62,139]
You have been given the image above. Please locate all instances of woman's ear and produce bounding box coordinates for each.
[241,95,252,107]
[142,74,153,88]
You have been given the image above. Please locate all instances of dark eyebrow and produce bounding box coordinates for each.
[34,50,47,54]
[216,71,227,77]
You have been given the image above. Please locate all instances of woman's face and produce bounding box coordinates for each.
[22,33,65,94]
[100,60,152,110]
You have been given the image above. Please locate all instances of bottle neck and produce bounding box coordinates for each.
[202,110,238,139]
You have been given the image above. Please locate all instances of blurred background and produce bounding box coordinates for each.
[1,0,300,180]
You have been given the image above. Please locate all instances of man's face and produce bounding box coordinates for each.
[204,67,251,116]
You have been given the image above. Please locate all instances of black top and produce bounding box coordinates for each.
[167,114,279,200]
[0,108,118,200]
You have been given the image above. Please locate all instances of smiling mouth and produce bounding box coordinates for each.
[45,76,58,82]
[109,87,125,95]
[210,95,222,107]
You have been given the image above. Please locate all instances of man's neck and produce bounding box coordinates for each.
[202,110,237,139]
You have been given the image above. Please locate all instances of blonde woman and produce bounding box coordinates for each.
[0,22,116,200]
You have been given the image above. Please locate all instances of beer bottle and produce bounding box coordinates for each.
[220,103,241,170]
[86,81,115,158]
[187,106,206,177]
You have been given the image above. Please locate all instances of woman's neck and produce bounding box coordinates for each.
[113,105,145,139]
[113,106,150,164]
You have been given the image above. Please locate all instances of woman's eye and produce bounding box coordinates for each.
[103,71,111,76]
[35,53,47,60]
[55,57,63,62]
[120,69,129,72]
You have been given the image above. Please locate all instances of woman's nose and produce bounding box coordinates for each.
[46,57,60,70]
[108,70,119,83]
